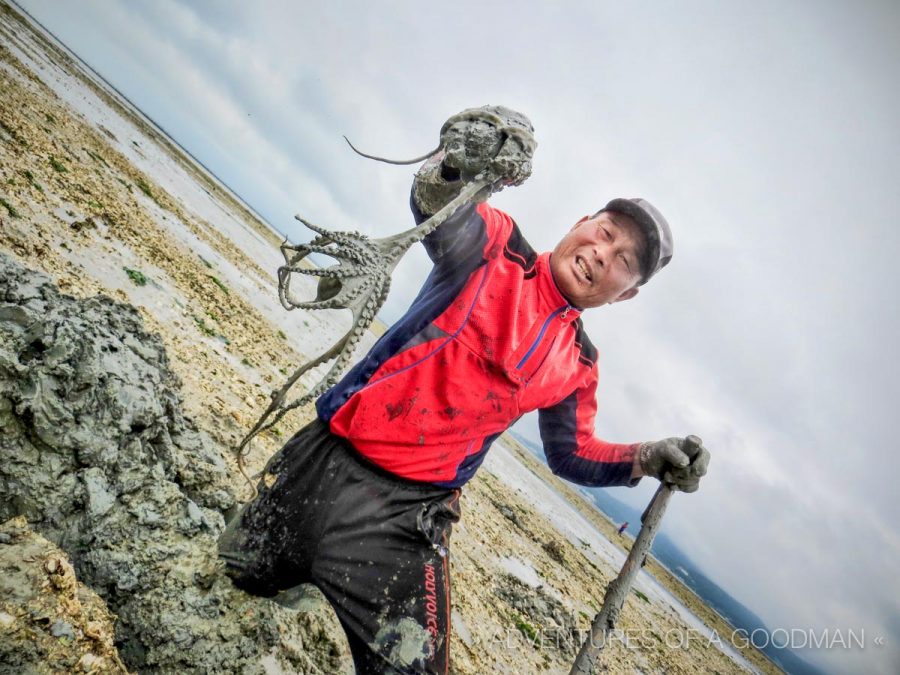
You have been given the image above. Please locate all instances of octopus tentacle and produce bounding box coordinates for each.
[237,107,536,498]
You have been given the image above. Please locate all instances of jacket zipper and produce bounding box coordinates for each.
[516,305,573,370]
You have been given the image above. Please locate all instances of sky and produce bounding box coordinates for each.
[14,1,900,672]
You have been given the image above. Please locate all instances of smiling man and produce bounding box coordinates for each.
[220,108,710,674]
[551,204,655,308]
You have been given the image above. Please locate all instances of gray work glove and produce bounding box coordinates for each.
[638,435,710,493]
[413,105,537,216]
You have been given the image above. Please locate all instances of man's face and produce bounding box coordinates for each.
[549,211,646,309]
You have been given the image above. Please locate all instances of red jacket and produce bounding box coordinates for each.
[317,200,640,488]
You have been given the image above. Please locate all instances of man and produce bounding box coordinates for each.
[220,107,710,674]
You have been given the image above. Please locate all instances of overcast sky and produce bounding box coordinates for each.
[15,1,899,672]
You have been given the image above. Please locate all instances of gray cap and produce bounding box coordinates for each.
[600,197,673,285]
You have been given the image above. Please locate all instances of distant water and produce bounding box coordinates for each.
[507,430,827,675]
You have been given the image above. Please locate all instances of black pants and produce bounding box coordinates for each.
[219,419,460,674]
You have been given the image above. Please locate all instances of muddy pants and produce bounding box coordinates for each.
[219,419,460,674]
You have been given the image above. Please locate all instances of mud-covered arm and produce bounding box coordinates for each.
[410,194,523,274]
[409,185,485,265]
[538,364,642,488]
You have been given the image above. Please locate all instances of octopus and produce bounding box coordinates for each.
[236,105,537,493]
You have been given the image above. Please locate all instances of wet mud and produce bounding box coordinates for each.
[0,516,126,674]
[494,573,580,658]
[0,253,351,673]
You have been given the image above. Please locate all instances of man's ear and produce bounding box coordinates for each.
[611,287,639,304]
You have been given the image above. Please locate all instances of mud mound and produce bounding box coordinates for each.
[0,252,352,673]
[0,516,127,674]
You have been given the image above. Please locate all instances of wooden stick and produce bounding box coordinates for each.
[569,436,701,674]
